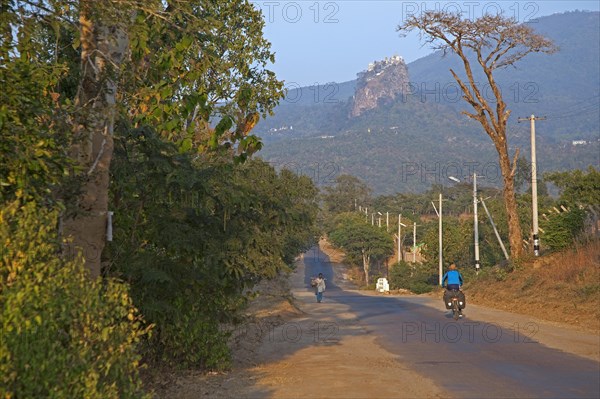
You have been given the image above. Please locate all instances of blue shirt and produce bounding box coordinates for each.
[442,270,463,287]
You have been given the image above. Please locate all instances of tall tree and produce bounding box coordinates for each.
[7,1,284,276]
[398,12,557,259]
[329,213,394,284]
[62,1,132,277]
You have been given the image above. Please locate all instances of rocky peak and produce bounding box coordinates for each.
[350,55,410,117]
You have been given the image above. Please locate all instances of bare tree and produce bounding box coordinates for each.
[398,12,557,260]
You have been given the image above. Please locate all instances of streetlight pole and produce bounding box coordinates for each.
[397,214,406,263]
[431,193,442,286]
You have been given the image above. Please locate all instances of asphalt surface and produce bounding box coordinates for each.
[301,246,600,399]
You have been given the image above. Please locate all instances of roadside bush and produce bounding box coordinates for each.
[540,206,586,251]
[0,201,149,398]
[389,261,436,294]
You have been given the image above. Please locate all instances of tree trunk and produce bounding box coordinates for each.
[362,251,370,285]
[497,144,524,260]
[63,3,128,278]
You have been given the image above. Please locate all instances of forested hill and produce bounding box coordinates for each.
[255,11,600,194]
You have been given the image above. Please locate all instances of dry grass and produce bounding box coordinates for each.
[537,240,600,284]
[468,239,600,332]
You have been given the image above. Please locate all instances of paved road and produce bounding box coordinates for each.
[301,246,600,399]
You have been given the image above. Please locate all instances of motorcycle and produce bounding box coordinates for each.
[444,289,466,320]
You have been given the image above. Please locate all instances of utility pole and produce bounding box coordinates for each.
[518,114,546,256]
[386,212,389,232]
[431,193,443,286]
[413,221,417,263]
[439,193,442,285]
[397,214,406,263]
[473,173,480,273]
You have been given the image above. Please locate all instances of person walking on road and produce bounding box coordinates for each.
[314,273,326,303]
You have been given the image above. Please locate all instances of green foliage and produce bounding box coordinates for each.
[0,201,148,398]
[329,213,394,262]
[107,128,318,369]
[0,22,72,203]
[123,0,284,159]
[328,212,394,283]
[421,217,473,267]
[321,174,372,215]
[540,206,586,250]
[545,166,600,207]
[0,0,298,383]
[388,261,436,294]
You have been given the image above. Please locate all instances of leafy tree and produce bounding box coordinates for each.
[107,128,317,368]
[3,0,284,276]
[0,24,72,203]
[329,213,394,284]
[422,217,473,268]
[123,0,284,155]
[544,166,600,207]
[398,11,557,260]
[321,174,371,215]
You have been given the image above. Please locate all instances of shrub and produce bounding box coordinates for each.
[0,201,149,398]
[389,261,435,294]
[540,206,586,251]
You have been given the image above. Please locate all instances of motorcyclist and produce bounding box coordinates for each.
[442,263,463,290]
[441,263,465,317]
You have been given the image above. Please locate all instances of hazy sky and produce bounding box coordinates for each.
[253,1,600,87]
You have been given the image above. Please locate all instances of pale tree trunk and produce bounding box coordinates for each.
[362,250,370,285]
[63,2,128,278]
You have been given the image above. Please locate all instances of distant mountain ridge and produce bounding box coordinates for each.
[255,11,599,194]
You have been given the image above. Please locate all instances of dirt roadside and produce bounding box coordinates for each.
[155,250,444,399]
